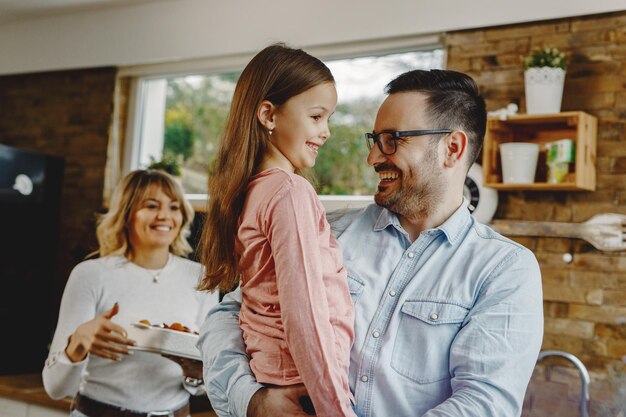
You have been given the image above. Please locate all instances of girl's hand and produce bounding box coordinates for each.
[65,303,135,362]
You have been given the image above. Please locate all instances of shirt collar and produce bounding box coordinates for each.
[373,206,399,232]
[436,199,472,245]
[371,198,472,245]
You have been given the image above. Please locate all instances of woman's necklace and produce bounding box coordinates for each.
[145,266,165,283]
[133,254,170,284]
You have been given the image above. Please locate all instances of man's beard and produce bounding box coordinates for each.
[374,148,444,219]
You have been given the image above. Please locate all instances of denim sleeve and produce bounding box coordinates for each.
[423,247,544,417]
[197,288,263,417]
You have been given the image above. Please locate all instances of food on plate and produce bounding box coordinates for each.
[127,320,201,360]
[138,320,199,335]
[168,322,190,332]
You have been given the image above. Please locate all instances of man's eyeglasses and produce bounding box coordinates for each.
[365,129,453,155]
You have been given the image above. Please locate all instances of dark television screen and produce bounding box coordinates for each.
[0,143,48,204]
[0,143,64,374]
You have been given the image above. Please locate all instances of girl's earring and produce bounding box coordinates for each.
[268,129,273,136]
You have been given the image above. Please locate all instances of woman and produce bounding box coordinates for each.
[43,169,218,417]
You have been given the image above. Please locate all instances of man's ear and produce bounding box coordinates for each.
[443,130,468,168]
[257,100,276,131]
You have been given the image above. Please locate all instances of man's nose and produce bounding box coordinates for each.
[367,142,385,166]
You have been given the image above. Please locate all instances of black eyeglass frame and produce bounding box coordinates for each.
[365,129,453,155]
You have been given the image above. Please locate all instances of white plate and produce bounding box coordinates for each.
[126,323,201,360]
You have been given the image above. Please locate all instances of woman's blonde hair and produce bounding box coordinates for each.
[96,169,194,258]
[198,43,334,293]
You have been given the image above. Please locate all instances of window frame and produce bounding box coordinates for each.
[117,33,444,212]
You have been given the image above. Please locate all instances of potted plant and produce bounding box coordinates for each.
[146,153,182,177]
[522,47,568,114]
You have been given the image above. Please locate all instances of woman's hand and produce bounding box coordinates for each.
[162,354,203,379]
[65,303,135,362]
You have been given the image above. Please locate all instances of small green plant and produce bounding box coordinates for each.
[523,47,568,70]
[146,153,182,177]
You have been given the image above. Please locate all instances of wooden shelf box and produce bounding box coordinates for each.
[482,111,597,191]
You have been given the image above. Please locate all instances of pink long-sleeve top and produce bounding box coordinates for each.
[237,167,356,417]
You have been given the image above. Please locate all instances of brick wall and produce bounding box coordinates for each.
[446,11,626,416]
[0,67,117,313]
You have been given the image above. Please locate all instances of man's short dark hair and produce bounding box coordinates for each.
[385,69,487,168]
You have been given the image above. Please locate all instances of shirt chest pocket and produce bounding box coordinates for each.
[391,300,469,383]
[347,273,365,304]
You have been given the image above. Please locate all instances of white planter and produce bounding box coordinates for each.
[499,142,540,183]
[524,67,566,114]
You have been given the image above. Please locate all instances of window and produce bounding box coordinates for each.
[123,41,443,208]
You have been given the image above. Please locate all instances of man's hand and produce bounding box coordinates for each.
[247,384,311,417]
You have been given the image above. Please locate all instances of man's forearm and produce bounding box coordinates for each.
[197,289,263,417]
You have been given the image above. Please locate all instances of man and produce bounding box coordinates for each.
[198,69,543,417]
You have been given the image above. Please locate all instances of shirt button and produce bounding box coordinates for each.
[407,252,415,258]
[46,352,59,367]
[372,331,380,338]
[430,313,439,321]
[389,290,396,297]
[361,375,369,382]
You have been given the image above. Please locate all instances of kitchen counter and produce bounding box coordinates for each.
[0,373,70,411]
[0,374,217,416]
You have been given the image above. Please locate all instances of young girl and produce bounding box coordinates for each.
[198,43,356,417]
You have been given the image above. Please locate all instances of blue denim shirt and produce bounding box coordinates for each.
[198,203,543,417]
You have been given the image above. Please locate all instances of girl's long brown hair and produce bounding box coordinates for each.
[197,43,334,293]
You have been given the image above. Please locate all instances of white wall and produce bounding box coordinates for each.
[0,0,624,76]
